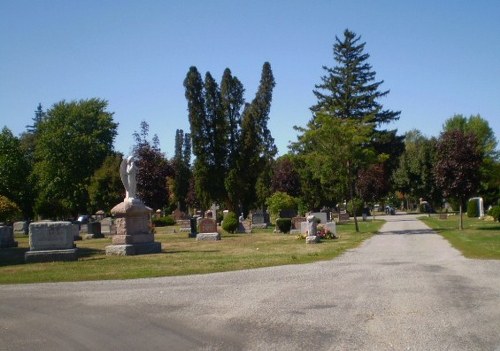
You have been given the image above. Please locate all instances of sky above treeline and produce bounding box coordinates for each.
[1,0,499,157]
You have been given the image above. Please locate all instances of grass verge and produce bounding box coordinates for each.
[0,220,383,284]
[420,215,500,259]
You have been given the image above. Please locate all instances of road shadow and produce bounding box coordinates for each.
[378,229,435,235]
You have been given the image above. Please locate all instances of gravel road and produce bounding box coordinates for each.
[1,214,500,350]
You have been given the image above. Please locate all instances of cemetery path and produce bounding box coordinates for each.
[1,214,500,350]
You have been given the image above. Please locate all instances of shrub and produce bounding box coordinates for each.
[152,215,176,227]
[222,212,239,233]
[266,192,297,223]
[467,199,480,218]
[488,206,500,222]
[276,218,292,233]
[0,195,21,223]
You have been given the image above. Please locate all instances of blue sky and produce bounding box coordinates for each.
[1,0,499,157]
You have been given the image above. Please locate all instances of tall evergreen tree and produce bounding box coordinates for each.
[237,62,277,212]
[292,30,400,228]
[171,129,191,212]
[311,29,400,125]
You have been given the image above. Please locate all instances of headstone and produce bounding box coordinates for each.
[469,197,485,218]
[85,222,103,239]
[251,210,268,229]
[177,219,191,232]
[95,210,105,221]
[300,222,308,235]
[336,212,350,224]
[291,216,306,230]
[25,222,77,262]
[172,209,189,221]
[324,222,337,238]
[439,213,448,220]
[105,200,161,256]
[100,217,115,236]
[309,212,327,224]
[306,215,319,244]
[13,221,28,234]
[196,218,220,241]
[0,226,18,248]
[189,217,198,238]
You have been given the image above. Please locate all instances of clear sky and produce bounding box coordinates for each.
[1,0,499,157]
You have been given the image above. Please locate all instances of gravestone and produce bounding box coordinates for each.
[291,216,306,230]
[13,221,29,234]
[172,209,189,221]
[305,215,319,244]
[105,200,161,255]
[85,222,103,239]
[25,222,77,262]
[336,212,350,224]
[189,217,198,238]
[251,210,268,229]
[100,217,115,236]
[439,213,448,220]
[196,218,220,241]
[177,219,191,232]
[469,197,485,218]
[309,212,328,224]
[323,222,337,238]
[0,226,18,248]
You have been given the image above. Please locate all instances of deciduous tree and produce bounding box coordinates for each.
[33,99,117,218]
[434,130,482,229]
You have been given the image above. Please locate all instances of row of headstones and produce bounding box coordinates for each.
[12,218,116,237]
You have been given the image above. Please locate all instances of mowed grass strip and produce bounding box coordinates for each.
[0,220,383,284]
[421,215,500,259]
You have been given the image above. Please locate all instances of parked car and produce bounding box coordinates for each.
[385,206,396,215]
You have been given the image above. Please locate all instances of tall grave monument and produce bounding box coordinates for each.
[105,156,161,255]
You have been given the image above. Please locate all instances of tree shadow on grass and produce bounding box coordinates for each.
[164,249,220,254]
[477,225,500,231]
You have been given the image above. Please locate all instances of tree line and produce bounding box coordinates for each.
[0,29,498,228]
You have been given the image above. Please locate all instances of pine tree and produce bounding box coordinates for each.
[312,29,400,125]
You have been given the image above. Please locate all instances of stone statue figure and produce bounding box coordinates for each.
[306,215,317,236]
[120,156,137,201]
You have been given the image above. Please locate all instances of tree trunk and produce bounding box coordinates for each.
[459,203,464,230]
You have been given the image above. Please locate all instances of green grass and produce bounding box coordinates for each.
[0,220,383,284]
[420,215,500,259]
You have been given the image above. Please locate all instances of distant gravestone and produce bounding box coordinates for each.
[197,218,220,241]
[177,220,191,232]
[251,210,268,229]
[336,212,350,224]
[291,216,306,230]
[439,213,448,220]
[309,212,327,224]
[172,209,189,221]
[85,222,103,239]
[100,217,115,236]
[25,222,77,262]
[0,226,18,248]
[189,217,198,238]
[13,221,28,234]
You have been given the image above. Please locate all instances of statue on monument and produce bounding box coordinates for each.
[120,155,138,202]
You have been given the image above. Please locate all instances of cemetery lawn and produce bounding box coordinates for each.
[0,220,383,284]
[420,216,500,259]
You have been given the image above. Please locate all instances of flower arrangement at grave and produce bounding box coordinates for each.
[316,224,337,240]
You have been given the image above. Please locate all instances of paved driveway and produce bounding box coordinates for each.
[1,215,500,350]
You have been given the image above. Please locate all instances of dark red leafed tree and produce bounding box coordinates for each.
[434,130,482,229]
